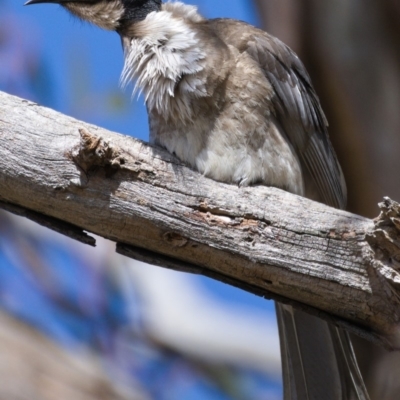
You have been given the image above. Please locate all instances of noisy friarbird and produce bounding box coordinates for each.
[25,0,369,398]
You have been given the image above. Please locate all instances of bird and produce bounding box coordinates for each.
[25,0,370,398]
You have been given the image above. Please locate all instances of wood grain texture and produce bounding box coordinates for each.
[1,91,399,348]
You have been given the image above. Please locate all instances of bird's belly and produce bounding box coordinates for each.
[197,127,304,196]
[151,118,304,196]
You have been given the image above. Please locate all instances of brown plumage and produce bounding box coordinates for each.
[25,1,368,398]
[209,18,347,208]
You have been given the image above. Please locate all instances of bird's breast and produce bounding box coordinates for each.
[122,8,304,196]
[150,103,304,196]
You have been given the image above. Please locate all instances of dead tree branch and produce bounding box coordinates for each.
[1,91,400,349]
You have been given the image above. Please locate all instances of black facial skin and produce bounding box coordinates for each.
[25,0,99,5]
[117,0,162,33]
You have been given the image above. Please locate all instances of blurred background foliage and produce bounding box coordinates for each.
[0,0,399,399]
[255,1,400,399]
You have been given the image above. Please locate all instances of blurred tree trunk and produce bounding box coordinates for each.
[254,1,400,398]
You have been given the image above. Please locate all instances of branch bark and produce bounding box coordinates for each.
[1,91,400,349]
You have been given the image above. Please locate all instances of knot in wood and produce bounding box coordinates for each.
[71,128,125,174]
[367,198,400,265]
[163,232,188,248]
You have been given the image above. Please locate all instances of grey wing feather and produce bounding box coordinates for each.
[247,31,368,399]
[276,304,342,400]
[246,34,347,209]
[207,18,367,400]
[245,30,368,400]
[276,304,369,400]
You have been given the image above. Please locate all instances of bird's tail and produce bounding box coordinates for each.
[276,303,370,400]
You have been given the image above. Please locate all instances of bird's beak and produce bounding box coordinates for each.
[25,0,59,4]
[24,0,57,6]
[24,0,91,6]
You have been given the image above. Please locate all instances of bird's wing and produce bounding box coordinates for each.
[207,18,368,400]
[208,19,347,209]
[276,304,369,400]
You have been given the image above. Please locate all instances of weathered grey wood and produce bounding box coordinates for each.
[1,91,400,348]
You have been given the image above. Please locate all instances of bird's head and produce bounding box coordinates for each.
[25,0,162,32]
